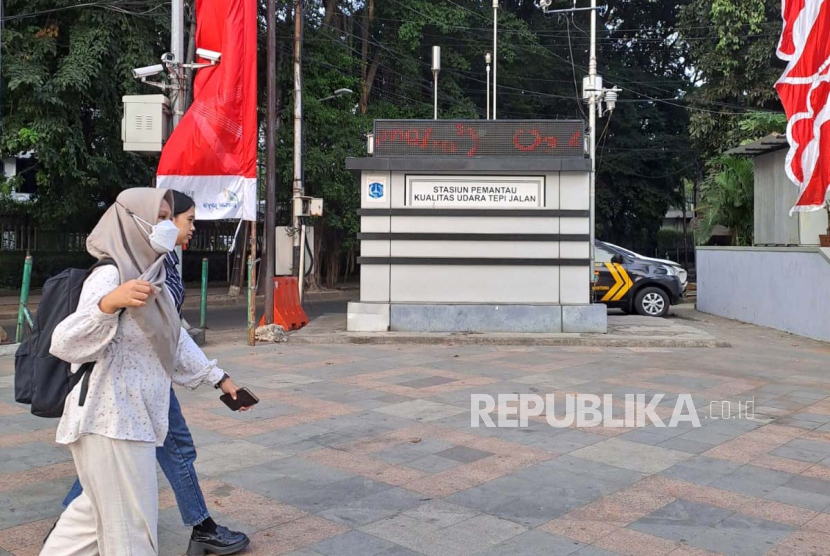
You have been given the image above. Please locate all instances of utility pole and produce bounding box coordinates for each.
[492,0,498,120]
[171,0,185,127]
[588,0,597,270]
[539,0,618,296]
[172,0,185,277]
[264,0,277,324]
[292,0,304,276]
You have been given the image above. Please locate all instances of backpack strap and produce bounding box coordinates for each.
[88,258,116,277]
[77,363,95,406]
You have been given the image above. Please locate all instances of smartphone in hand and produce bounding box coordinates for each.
[220,387,259,411]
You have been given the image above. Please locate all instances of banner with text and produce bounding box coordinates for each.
[156,0,258,221]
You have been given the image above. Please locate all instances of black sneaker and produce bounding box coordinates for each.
[186,525,250,555]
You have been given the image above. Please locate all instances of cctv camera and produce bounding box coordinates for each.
[132,64,165,79]
[161,52,176,64]
[196,48,221,63]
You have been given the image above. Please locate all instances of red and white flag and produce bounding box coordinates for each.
[156,0,257,220]
[775,0,830,213]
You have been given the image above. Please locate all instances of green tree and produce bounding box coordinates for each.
[697,155,754,245]
[679,0,784,156]
[1,0,168,226]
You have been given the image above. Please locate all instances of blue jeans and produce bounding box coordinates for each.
[63,388,211,527]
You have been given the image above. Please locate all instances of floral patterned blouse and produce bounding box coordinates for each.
[50,265,225,446]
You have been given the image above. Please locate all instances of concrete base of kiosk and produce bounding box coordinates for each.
[347,302,606,334]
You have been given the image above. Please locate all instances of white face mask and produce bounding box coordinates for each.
[132,214,179,254]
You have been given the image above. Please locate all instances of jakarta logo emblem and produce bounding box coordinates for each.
[368,182,385,200]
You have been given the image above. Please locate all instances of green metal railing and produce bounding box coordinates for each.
[200,258,208,329]
[15,255,33,343]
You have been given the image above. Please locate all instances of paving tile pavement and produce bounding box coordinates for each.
[3,312,830,555]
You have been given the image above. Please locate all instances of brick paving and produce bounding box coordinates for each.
[3,311,830,555]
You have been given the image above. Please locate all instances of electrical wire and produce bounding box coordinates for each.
[566,14,587,119]
[1,0,167,21]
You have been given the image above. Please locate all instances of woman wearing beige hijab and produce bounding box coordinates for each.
[42,188,241,556]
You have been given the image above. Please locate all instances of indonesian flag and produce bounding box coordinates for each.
[775,0,830,214]
[156,0,257,221]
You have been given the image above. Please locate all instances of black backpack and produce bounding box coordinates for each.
[14,259,116,418]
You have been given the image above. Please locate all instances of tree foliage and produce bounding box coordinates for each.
[1,0,169,226]
[679,0,784,156]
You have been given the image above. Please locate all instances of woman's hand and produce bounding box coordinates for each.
[99,280,155,314]
[220,378,253,412]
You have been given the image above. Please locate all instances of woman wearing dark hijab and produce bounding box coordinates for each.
[58,191,249,555]
[42,189,242,556]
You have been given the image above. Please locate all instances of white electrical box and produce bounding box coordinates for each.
[275,226,315,276]
[292,196,324,217]
[122,95,172,154]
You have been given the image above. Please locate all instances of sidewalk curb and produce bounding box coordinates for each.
[287,333,731,348]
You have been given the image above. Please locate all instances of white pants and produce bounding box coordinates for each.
[42,434,158,556]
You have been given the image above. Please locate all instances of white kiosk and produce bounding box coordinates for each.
[346,120,606,334]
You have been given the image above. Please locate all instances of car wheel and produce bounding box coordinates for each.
[634,287,669,317]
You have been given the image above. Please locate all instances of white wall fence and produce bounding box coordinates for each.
[696,246,830,343]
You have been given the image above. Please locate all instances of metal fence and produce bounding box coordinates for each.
[1,218,91,252]
[0,208,290,254]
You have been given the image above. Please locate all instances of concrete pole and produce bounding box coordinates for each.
[588,0,597,281]
[264,0,277,324]
[171,0,185,127]
[171,0,185,277]
[492,0,498,120]
[292,0,304,276]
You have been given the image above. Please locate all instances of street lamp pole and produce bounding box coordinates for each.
[492,0,498,120]
[432,46,441,120]
[486,53,491,120]
[588,0,597,270]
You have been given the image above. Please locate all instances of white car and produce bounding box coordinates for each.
[601,242,688,292]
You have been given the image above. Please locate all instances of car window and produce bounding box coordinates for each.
[595,246,614,263]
